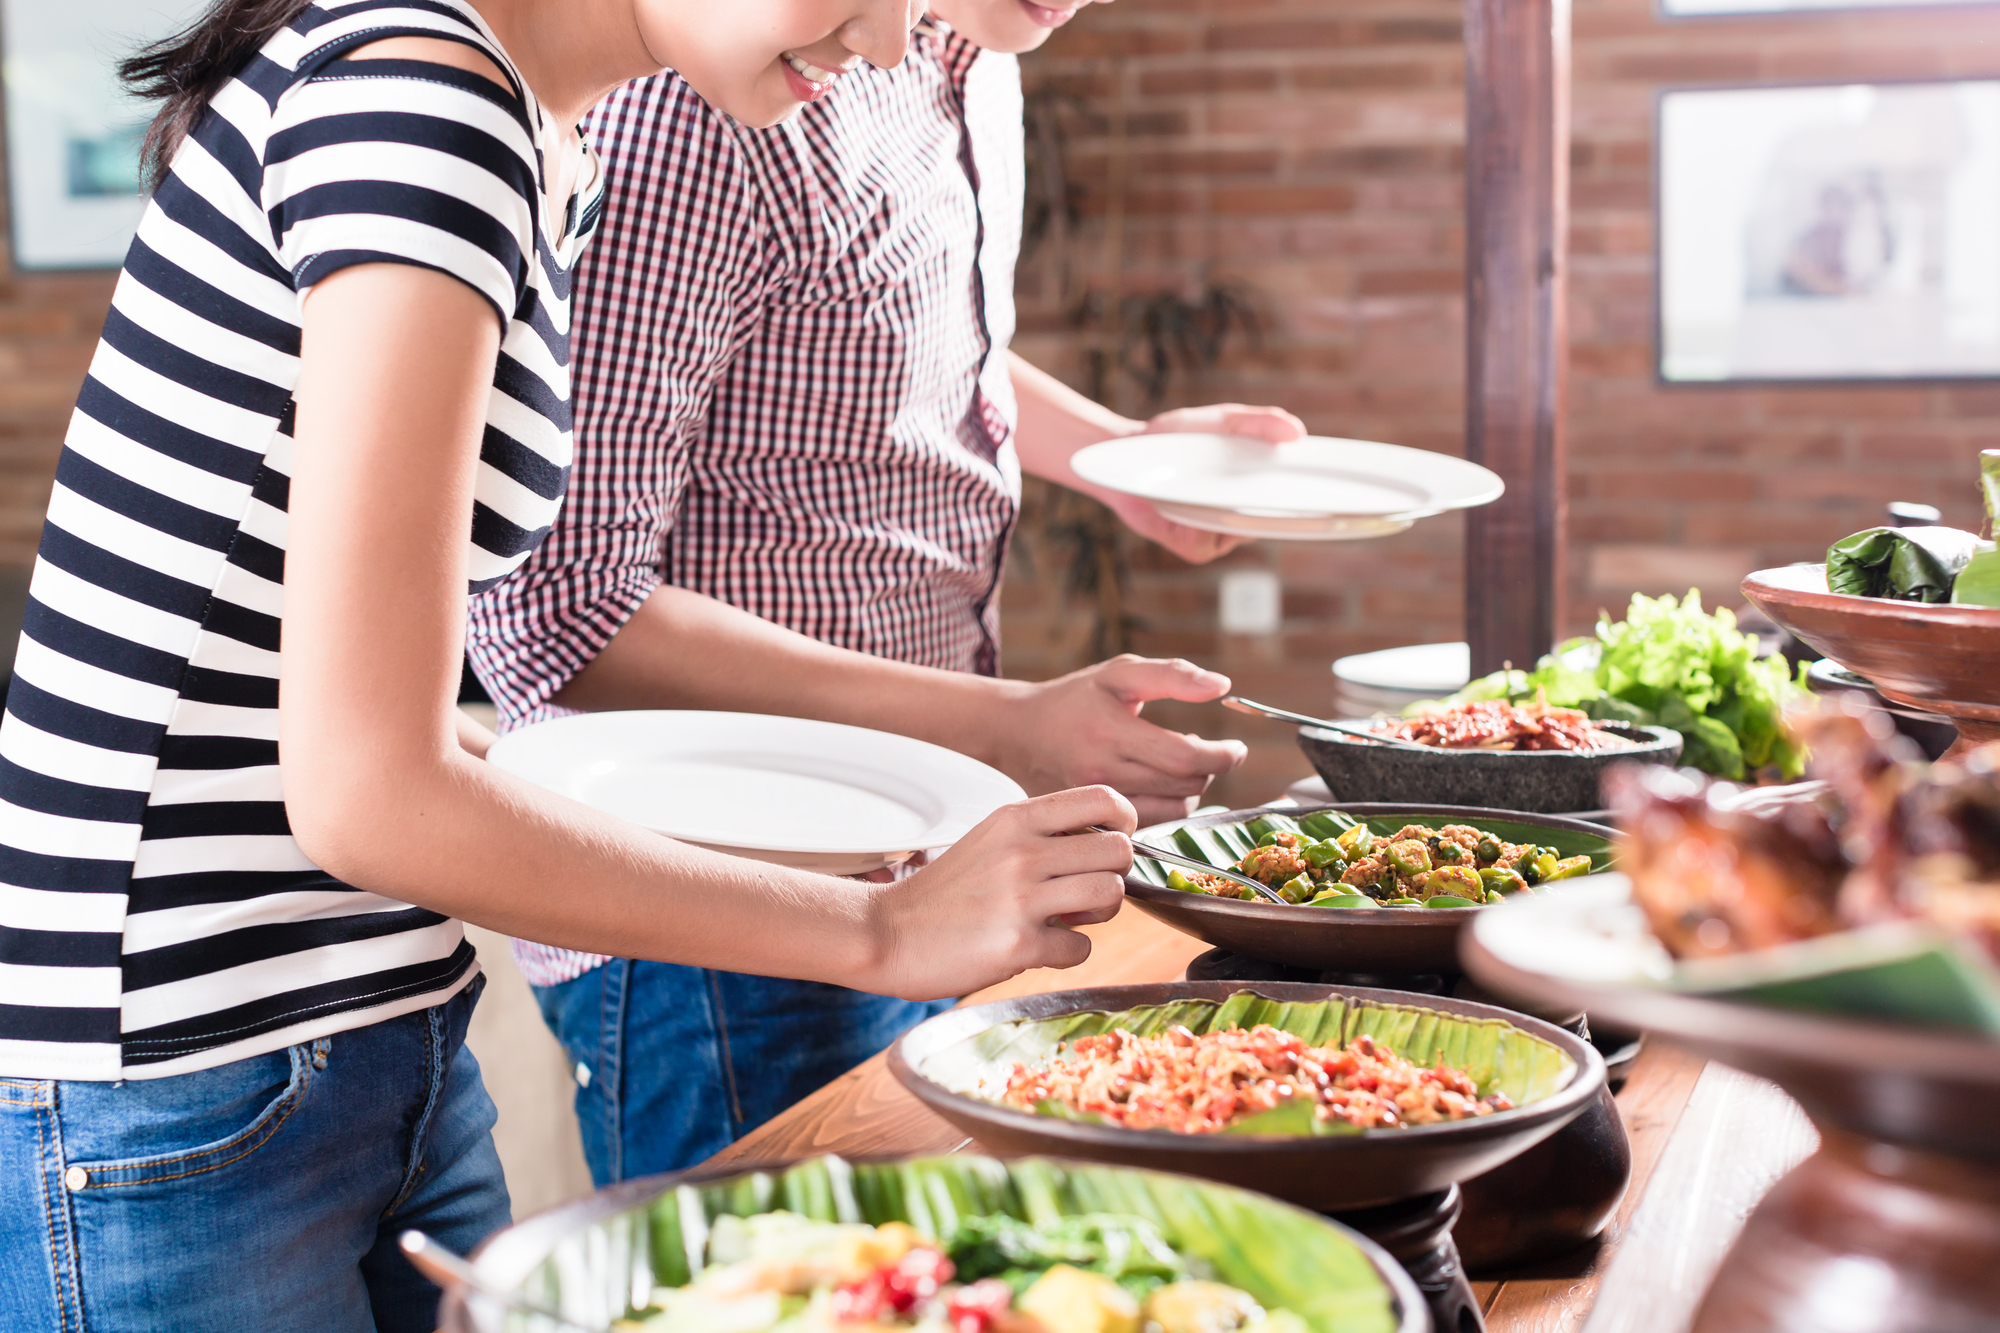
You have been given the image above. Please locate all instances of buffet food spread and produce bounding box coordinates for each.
[459,477,2000,1333]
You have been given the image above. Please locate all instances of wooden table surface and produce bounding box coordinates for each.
[701,909,1818,1333]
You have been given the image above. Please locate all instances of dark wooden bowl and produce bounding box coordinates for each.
[1125,803,1618,974]
[888,980,1606,1214]
[1742,563,2000,759]
[1300,722,1682,812]
[1462,879,2000,1333]
[439,1152,1427,1333]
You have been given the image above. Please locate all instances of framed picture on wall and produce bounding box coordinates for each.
[1658,78,2000,383]
[1663,0,1997,15]
[1,0,204,270]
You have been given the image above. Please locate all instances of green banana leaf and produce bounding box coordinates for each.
[1137,808,1614,894]
[506,1155,1402,1333]
[1951,450,2000,607]
[918,990,1576,1132]
[1668,922,2000,1036]
[1826,525,1985,603]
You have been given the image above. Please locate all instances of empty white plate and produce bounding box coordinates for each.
[1071,433,1505,540]
[487,711,1026,875]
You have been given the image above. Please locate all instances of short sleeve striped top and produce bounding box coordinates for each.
[0,0,601,1080]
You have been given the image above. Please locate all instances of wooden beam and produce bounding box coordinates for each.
[1464,0,1571,676]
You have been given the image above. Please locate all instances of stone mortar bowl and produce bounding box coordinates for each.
[1299,722,1682,814]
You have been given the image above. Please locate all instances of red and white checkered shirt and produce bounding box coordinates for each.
[466,25,1024,987]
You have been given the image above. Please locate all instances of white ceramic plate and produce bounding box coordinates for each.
[487,711,1026,875]
[1072,433,1504,541]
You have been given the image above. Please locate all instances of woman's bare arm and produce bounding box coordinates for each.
[280,262,1133,999]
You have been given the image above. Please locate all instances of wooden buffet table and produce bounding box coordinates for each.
[700,909,1818,1333]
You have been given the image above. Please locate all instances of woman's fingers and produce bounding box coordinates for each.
[1011,784,1137,837]
[1023,924,1093,971]
[1032,869,1127,923]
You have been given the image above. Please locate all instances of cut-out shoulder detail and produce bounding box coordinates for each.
[339,35,511,94]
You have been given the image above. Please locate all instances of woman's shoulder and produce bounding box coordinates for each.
[268,2,528,121]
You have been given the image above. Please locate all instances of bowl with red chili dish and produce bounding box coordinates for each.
[1298,700,1680,814]
[889,981,1605,1214]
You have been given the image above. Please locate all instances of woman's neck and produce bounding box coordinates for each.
[466,0,661,127]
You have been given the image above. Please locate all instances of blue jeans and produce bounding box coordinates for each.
[533,961,956,1185]
[0,976,509,1333]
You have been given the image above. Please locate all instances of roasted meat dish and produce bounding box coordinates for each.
[1610,698,2000,965]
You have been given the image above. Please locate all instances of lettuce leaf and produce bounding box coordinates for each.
[1424,590,1810,779]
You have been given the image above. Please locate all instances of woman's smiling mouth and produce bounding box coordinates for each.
[1020,1,1083,25]
[781,51,848,102]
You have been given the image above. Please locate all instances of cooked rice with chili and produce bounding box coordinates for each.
[1001,1024,1512,1134]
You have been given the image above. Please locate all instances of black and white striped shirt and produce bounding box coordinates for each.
[0,0,600,1079]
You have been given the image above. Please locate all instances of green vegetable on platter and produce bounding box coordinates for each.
[1949,449,2000,608]
[1826,525,1986,603]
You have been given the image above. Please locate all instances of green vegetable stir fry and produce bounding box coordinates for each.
[1169,815,1589,908]
[617,1209,1307,1333]
[1431,590,1809,780]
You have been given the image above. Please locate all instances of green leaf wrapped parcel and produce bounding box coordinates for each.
[1826,525,1987,603]
[1950,449,2000,608]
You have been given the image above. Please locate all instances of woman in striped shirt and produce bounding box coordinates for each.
[0,1,1135,1328]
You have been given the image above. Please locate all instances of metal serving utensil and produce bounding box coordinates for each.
[1221,695,1435,753]
[400,1230,608,1333]
[1093,825,1289,905]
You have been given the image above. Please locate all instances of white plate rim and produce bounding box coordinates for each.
[1071,432,1504,519]
[486,710,1026,857]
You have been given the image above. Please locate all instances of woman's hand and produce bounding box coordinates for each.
[865,786,1136,1000]
[989,656,1247,827]
[1094,403,1308,564]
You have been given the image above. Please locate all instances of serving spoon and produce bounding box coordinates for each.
[1221,695,1435,753]
[1093,825,1288,905]
[400,1230,608,1333]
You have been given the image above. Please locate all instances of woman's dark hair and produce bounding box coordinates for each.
[120,0,315,190]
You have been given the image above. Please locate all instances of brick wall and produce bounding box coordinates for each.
[1005,0,2000,807]
[0,243,113,568]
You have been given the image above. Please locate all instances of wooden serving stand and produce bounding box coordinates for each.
[698,909,1819,1333]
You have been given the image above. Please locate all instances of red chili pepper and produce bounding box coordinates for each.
[946,1278,1016,1333]
[885,1247,954,1310]
[832,1272,889,1323]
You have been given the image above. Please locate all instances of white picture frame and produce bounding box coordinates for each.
[1658,79,2000,383]
[2,0,205,270]
[1663,0,1996,15]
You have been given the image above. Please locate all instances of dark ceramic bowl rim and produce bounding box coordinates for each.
[1299,721,1683,759]
[1124,802,1618,920]
[445,1149,1428,1333]
[889,980,1607,1157]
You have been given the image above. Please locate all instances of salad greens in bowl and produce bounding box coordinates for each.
[1428,589,1810,782]
[438,1154,1421,1333]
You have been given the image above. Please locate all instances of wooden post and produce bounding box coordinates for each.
[1464,0,1571,676]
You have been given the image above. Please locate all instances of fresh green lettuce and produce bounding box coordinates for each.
[1426,590,1810,780]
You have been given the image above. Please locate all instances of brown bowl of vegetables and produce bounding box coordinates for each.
[1124,803,1615,974]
